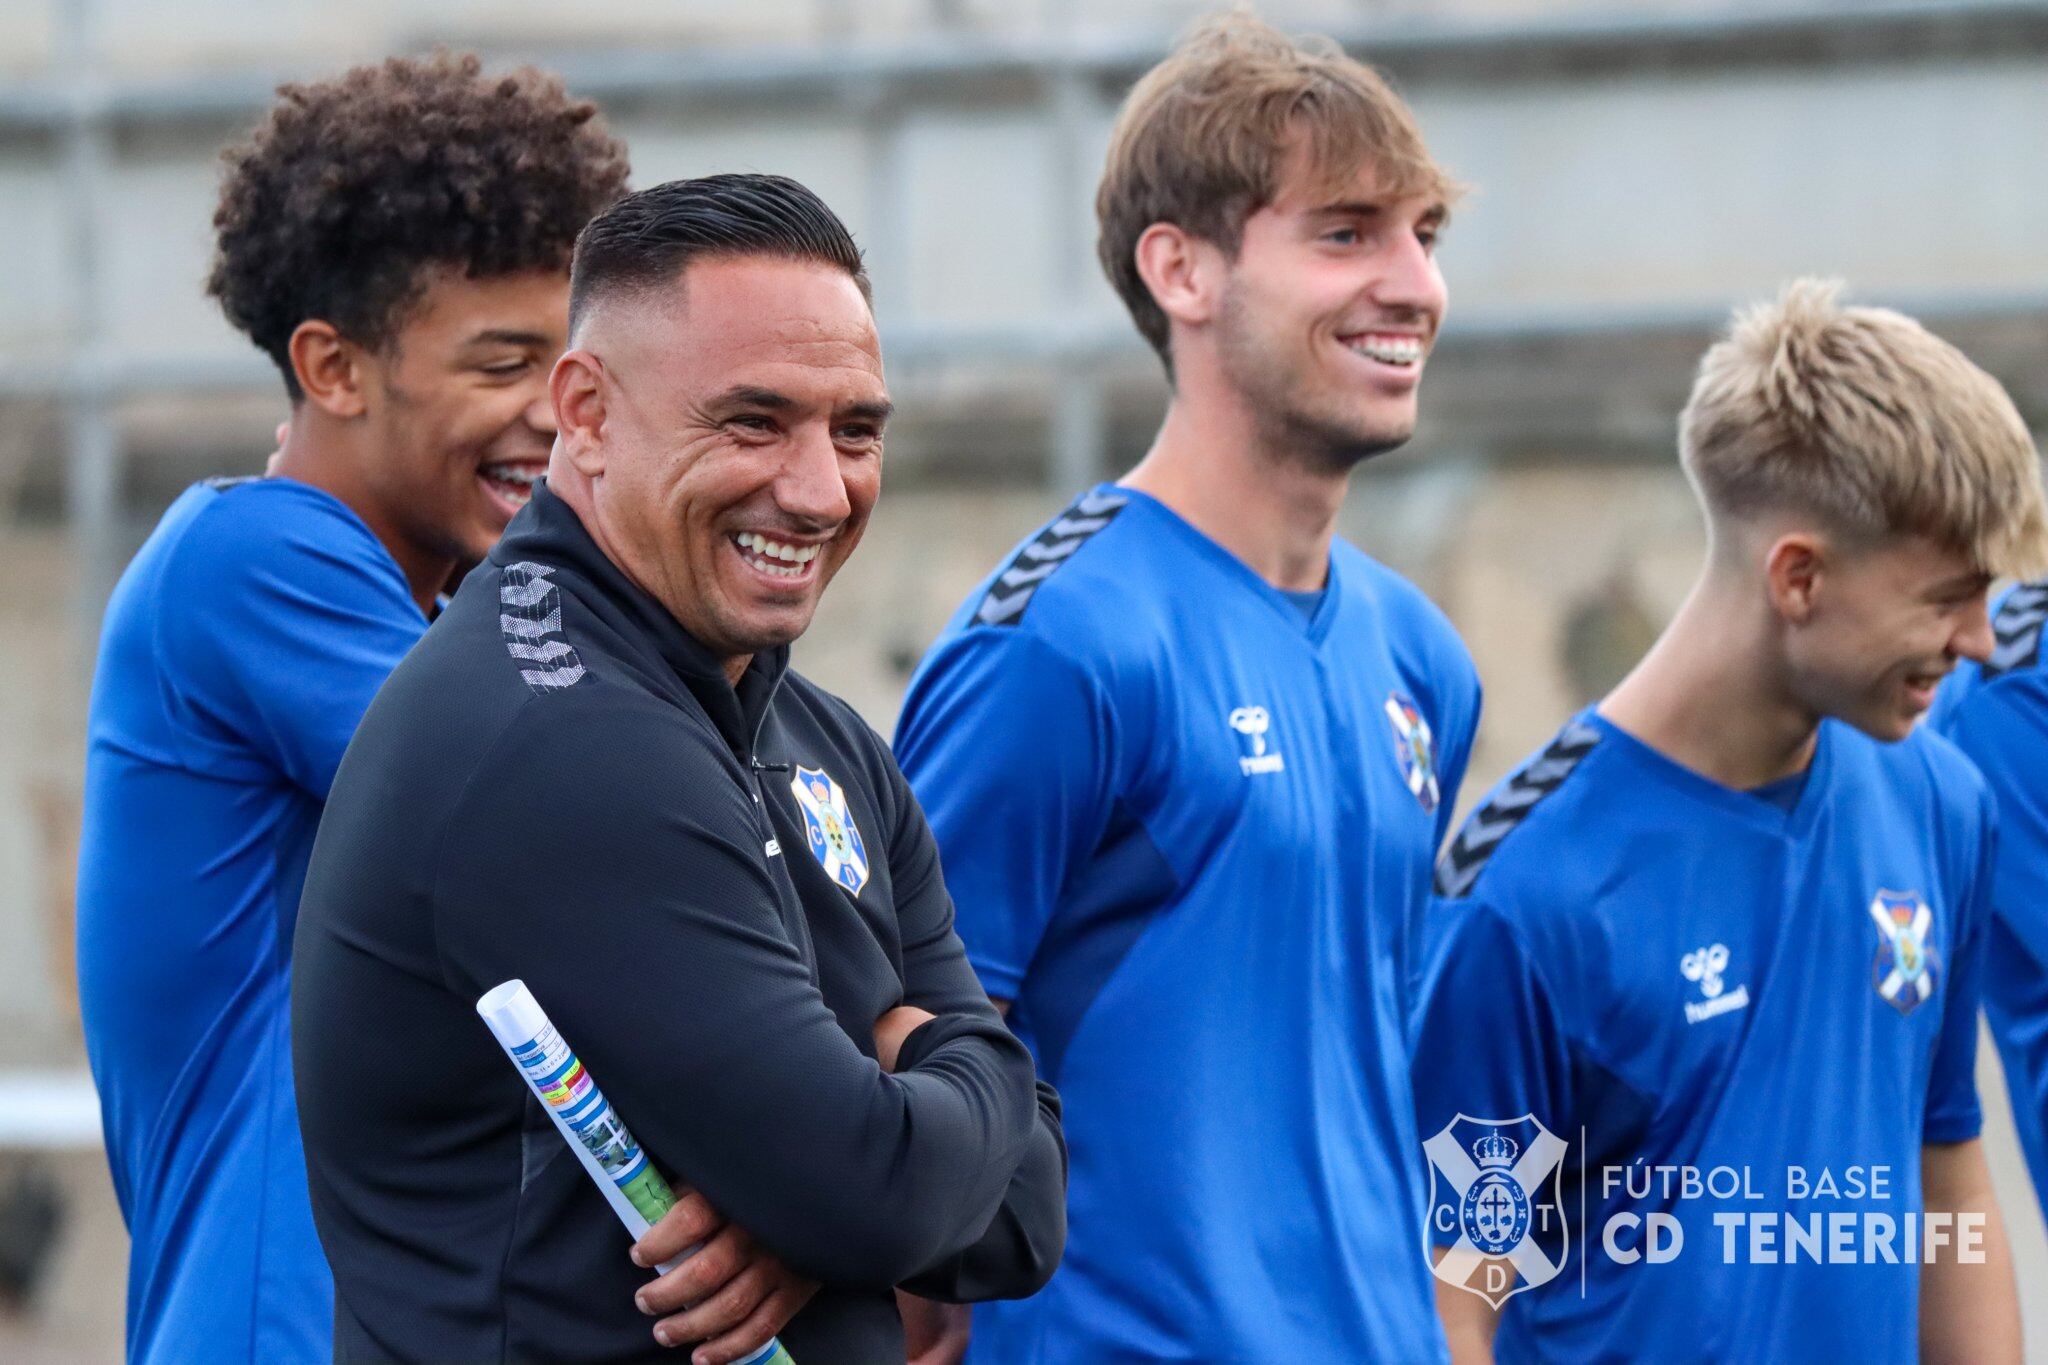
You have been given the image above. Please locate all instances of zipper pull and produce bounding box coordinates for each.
[748,755,789,802]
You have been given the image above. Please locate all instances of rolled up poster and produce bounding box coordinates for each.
[477,979,793,1365]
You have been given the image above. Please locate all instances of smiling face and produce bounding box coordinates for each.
[1212,144,1447,467]
[1778,533,1996,740]
[555,255,887,667]
[354,268,567,565]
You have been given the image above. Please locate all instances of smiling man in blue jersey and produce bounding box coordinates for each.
[74,57,627,1363]
[1930,585,2048,1227]
[894,15,1478,1361]
[1415,280,2042,1364]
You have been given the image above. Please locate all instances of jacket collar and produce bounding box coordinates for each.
[492,479,791,759]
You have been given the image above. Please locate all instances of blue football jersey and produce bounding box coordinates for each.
[1930,581,2048,1219]
[77,478,426,1363]
[896,484,1481,1362]
[1414,709,1992,1364]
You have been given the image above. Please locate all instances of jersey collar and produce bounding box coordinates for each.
[1112,484,1343,646]
[1582,706,1833,839]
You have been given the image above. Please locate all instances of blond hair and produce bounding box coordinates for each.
[1680,278,2048,577]
[1096,10,1456,371]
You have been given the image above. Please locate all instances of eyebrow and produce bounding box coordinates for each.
[463,328,555,349]
[712,385,894,424]
[1928,569,1994,598]
[1312,200,1449,228]
[714,385,797,411]
[1314,201,1385,219]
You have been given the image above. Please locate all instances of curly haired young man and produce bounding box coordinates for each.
[74,54,628,1364]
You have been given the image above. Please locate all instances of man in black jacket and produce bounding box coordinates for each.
[293,175,1065,1365]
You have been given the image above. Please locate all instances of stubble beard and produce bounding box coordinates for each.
[1216,289,1417,479]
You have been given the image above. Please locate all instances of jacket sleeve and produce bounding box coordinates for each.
[429,693,1041,1290]
[876,744,1067,1302]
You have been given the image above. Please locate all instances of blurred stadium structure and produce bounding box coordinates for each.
[1,0,2045,1356]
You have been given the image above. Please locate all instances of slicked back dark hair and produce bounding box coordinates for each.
[568,174,869,336]
[208,52,630,400]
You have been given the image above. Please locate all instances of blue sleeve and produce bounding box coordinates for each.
[1433,666,1483,851]
[1924,789,1994,1144]
[1412,894,1577,1244]
[1937,683,2048,1185]
[894,627,1118,1000]
[1938,682,2048,948]
[156,487,425,798]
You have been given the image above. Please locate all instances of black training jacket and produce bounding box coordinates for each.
[293,481,1065,1363]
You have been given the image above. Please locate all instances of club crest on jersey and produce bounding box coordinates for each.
[1384,692,1440,813]
[1424,1115,1569,1307]
[1869,890,1939,1015]
[790,766,869,896]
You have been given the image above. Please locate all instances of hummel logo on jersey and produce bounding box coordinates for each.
[1229,706,1285,775]
[1680,944,1749,1024]
[1870,890,1940,1016]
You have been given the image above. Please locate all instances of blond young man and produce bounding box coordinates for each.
[1415,281,2040,1364]
[896,14,1476,1361]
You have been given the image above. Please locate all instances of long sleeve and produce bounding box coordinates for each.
[877,746,1067,1301]
[428,693,1043,1291]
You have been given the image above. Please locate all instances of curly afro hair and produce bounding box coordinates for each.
[207,52,631,400]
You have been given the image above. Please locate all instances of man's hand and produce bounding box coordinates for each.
[896,1290,971,1365]
[874,1004,937,1072]
[631,1185,818,1363]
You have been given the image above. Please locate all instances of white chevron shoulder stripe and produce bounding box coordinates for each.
[498,561,590,694]
[1434,718,1601,899]
[973,489,1130,627]
[1987,582,2048,679]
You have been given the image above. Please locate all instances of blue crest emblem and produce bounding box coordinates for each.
[790,765,870,896]
[1869,889,1940,1015]
[1424,1114,1569,1307]
[1384,692,1440,814]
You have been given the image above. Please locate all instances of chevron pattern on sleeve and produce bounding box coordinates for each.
[1433,716,1603,899]
[499,561,589,693]
[974,487,1130,627]
[1984,581,2048,680]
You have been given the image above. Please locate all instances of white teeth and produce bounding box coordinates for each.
[1347,335,1423,366]
[482,464,542,487]
[480,468,534,508]
[732,532,821,572]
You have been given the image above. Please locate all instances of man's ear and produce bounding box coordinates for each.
[287,320,369,419]
[551,349,609,477]
[1764,532,1827,625]
[1133,222,1223,335]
